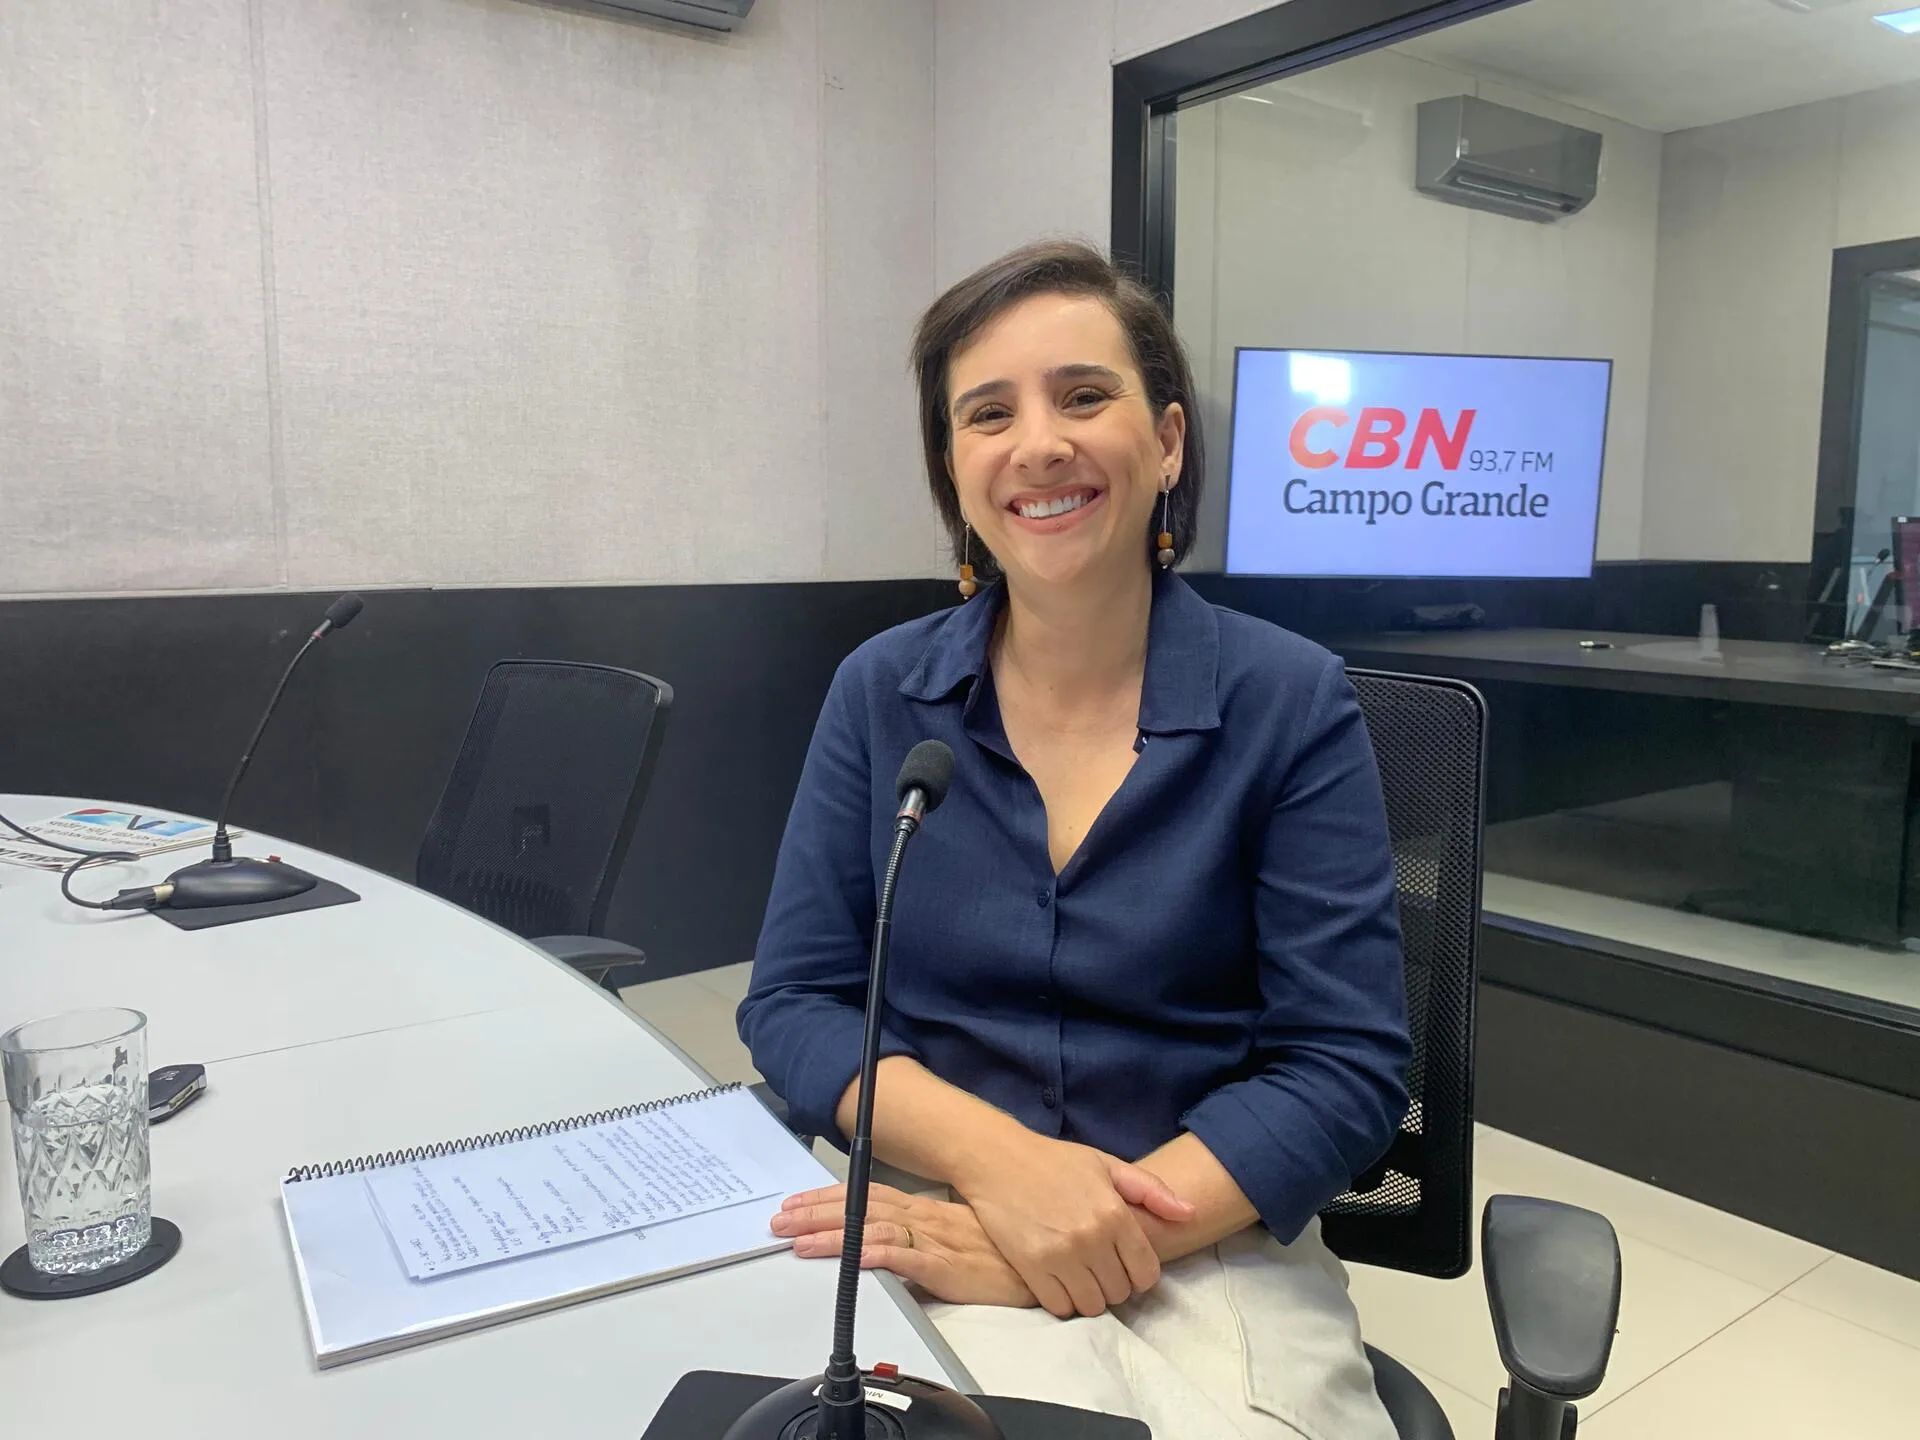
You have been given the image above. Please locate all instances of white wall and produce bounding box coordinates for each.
[933,0,1284,288]
[1173,52,1662,566]
[1642,80,1920,562]
[932,0,1113,290]
[1,2,276,598]
[0,0,940,599]
[1112,0,1290,63]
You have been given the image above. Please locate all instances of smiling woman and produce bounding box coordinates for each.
[739,240,1410,1440]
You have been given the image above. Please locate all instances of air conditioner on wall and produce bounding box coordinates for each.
[1415,96,1602,222]
[545,0,755,31]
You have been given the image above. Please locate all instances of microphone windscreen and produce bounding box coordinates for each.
[895,740,955,814]
[323,594,365,632]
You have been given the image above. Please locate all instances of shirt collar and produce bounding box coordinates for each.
[898,569,1221,735]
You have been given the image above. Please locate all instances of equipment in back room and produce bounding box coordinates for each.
[1394,603,1486,632]
[1415,95,1602,222]
[1837,516,1920,650]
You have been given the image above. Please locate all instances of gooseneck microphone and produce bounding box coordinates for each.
[138,594,364,912]
[822,742,961,1429]
[208,593,363,863]
[720,739,1003,1440]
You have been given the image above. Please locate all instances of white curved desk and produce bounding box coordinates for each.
[0,796,964,1437]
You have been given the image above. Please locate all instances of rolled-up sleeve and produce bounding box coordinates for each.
[1182,656,1411,1242]
[737,657,921,1147]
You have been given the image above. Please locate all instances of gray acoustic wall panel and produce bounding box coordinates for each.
[0,0,278,596]
[261,0,826,589]
[819,0,943,580]
[4,0,944,597]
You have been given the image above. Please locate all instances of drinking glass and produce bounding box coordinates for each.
[2,1008,151,1274]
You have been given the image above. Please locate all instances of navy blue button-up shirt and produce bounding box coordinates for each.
[738,571,1409,1242]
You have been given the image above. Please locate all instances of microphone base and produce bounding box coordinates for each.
[718,1372,1004,1440]
[162,856,320,909]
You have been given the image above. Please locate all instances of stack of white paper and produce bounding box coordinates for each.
[281,1084,830,1366]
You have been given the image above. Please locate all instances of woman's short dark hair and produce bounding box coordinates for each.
[910,239,1205,582]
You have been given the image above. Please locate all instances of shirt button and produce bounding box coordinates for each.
[1042,1087,1058,1108]
[1036,890,1051,909]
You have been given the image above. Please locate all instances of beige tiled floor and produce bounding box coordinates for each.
[622,964,1920,1439]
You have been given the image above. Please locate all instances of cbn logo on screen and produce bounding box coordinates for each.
[1279,404,1558,526]
[1289,406,1476,471]
[1225,347,1608,578]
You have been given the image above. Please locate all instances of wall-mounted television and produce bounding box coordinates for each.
[1224,348,1613,579]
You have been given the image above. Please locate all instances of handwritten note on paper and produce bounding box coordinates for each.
[362,1107,782,1279]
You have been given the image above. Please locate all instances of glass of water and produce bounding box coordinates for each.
[2,1008,151,1274]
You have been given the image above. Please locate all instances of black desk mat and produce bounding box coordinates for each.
[151,877,359,930]
[644,1370,1149,1439]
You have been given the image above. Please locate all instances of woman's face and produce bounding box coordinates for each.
[945,292,1183,594]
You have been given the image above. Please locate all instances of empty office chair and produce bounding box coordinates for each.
[417,660,671,994]
[1338,670,1620,1440]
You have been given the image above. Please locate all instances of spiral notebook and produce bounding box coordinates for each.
[280,1083,831,1367]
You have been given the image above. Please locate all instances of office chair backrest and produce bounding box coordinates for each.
[1319,669,1486,1279]
[417,660,672,940]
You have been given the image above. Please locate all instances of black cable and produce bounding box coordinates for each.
[1,809,151,911]
[59,853,142,910]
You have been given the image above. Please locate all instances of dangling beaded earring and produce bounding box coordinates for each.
[1156,484,1176,569]
[958,524,978,598]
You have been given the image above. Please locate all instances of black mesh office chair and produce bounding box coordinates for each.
[1340,670,1620,1440]
[417,659,671,993]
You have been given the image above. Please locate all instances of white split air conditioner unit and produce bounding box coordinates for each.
[1415,96,1602,223]
[550,0,755,31]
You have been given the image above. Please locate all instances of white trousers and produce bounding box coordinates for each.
[927,1220,1395,1440]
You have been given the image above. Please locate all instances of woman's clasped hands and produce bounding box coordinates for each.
[769,1130,1194,1318]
